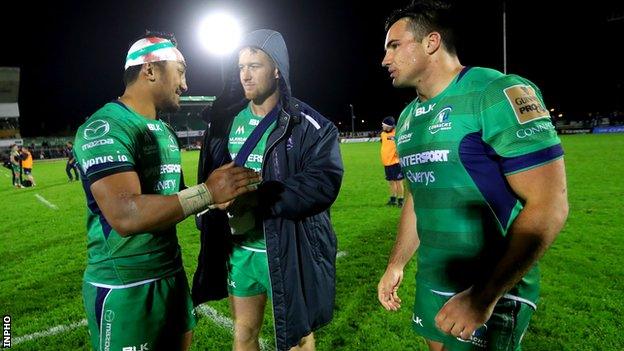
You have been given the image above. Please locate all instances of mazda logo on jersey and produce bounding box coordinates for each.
[83,120,110,140]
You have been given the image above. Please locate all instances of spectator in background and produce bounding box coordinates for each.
[9,144,22,188]
[380,116,404,207]
[20,146,36,187]
[64,141,80,181]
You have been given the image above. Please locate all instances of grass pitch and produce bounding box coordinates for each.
[1,134,622,350]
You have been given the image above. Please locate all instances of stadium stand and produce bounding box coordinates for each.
[160,96,214,148]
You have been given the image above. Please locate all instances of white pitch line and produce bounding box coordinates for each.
[13,319,87,345]
[35,194,59,210]
[337,250,348,258]
[197,304,234,329]
[12,304,272,350]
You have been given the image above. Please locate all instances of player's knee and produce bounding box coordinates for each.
[425,339,445,351]
[300,333,314,345]
[291,333,315,351]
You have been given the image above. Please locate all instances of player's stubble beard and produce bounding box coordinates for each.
[246,79,278,106]
[156,87,182,113]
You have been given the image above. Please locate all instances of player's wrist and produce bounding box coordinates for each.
[385,262,405,273]
[177,183,214,217]
[469,285,501,309]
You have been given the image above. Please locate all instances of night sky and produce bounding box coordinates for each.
[2,0,622,136]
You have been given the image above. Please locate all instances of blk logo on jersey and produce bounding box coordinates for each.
[428,107,453,134]
[504,84,550,124]
[414,103,436,117]
[147,123,163,132]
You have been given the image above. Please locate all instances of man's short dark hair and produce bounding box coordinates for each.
[385,0,457,55]
[123,30,178,86]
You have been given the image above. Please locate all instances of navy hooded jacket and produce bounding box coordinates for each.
[192,29,344,350]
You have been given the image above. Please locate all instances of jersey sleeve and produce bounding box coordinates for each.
[74,117,136,183]
[478,75,563,175]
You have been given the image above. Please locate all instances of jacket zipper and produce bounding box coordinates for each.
[262,108,292,181]
[261,107,292,351]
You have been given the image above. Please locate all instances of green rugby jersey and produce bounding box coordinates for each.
[74,101,183,285]
[396,67,563,308]
[228,104,276,251]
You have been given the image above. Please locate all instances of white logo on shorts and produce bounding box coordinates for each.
[122,343,150,351]
[412,314,423,327]
[104,310,115,322]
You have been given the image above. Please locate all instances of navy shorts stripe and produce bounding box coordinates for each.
[94,286,111,330]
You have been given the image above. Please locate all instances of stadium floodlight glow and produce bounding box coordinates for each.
[199,12,242,56]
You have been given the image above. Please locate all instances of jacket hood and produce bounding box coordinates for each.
[204,29,292,124]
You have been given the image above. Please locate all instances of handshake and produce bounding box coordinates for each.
[178,162,261,217]
[204,162,262,204]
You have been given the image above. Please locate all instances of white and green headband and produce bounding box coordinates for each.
[125,37,185,70]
